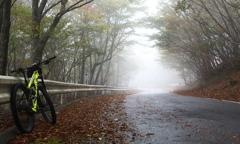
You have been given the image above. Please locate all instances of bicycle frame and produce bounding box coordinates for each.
[27,70,40,112]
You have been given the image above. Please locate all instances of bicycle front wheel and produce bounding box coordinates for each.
[38,86,56,125]
[10,83,34,133]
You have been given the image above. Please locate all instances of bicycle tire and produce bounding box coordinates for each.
[10,83,35,133]
[38,86,56,125]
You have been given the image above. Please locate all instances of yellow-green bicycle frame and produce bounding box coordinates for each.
[27,70,40,112]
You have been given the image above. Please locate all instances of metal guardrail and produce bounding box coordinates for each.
[0,75,132,105]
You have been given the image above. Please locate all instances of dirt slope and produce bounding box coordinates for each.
[173,70,240,102]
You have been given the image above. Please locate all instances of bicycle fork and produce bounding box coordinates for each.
[29,89,38,112]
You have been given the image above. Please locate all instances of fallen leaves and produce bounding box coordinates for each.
[146,133,155,136]
[8,94,137,144]
[173,71,240,102]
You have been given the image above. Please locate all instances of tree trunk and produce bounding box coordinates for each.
[0,0,11,75]
[31,0,42,63]
[94,61,104,85]
[80,47,86,84]
[102,60,112,85]
[0,0,7,9]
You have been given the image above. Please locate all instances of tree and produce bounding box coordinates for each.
[0,0,11,75]
[150,0,240,84]
[30,0,94,63]
[6,0,140,87]
[8,3,32,73]
[56,0,138,85]
[87,0,136,85]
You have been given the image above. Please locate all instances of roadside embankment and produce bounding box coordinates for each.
[173,71,240,102]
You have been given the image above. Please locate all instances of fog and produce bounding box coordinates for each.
[128,45,184,88]
[127,0,184,88]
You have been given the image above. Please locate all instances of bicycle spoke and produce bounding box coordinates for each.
[38,86,56,125]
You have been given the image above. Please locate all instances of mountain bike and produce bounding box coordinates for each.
[10,56,57,133]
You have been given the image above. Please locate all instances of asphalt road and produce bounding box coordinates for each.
[124,89,240,144]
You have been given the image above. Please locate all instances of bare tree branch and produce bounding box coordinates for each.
[60,0,94,17]
[41,1,61,19]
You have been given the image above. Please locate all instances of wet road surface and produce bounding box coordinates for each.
[124,89,240,144]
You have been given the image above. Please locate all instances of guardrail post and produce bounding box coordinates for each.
[101,89,105,95]
[60,94,64,105]
[75,92,77,99]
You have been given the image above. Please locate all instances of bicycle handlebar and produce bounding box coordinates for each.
[37,56,56,66]
[10,56,57,73]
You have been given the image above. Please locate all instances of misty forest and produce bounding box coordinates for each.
[0,0,240,87]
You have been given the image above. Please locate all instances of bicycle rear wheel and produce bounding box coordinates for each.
[10,83,34,133]
[38,86,56,125]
